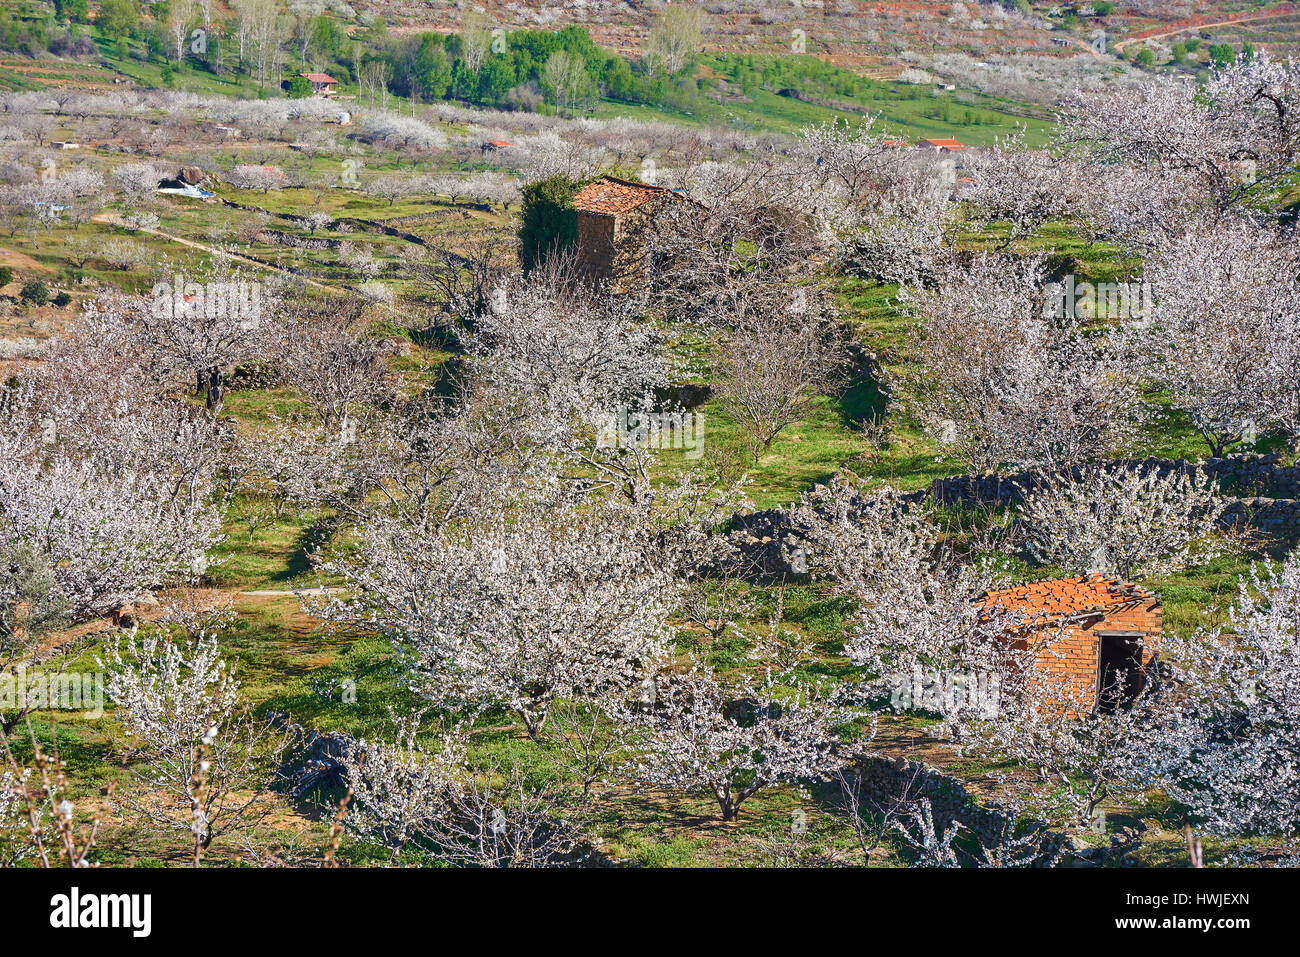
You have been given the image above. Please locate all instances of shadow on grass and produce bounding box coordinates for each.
[835,349,888,430]
[274,516,338,584]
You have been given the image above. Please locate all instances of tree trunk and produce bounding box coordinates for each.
[523,704,550,740]
[716,785,740,821]
[1203,429,1227,459]
[205,367,225,414]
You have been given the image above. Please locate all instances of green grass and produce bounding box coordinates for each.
[590,51,1056,145]
[209,506,331,591]
[598,69,1054,146]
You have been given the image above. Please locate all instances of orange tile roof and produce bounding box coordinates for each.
[920,138,967,149]
[573,176,672,216]
[301,73,337,83]
[979,574,1155,620]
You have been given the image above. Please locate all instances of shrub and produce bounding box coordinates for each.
[518,174,580,274]
[19,280,50,305]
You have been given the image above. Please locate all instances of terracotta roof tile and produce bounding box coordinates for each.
[979,574,1155,620]
[573,175,672,216]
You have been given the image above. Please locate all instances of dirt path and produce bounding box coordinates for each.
[239,587,345,597]
[90,212,354,296]
[1112,10,1294,52]
[0,246,52,273]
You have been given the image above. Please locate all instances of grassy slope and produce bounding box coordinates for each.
[598,52,1056,146]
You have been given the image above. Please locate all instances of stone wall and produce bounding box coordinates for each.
[848,754,1072,865]
[728,454,1300,579]
[728,508,813,582]
[931,453,1300,506]
[1217,497,1300,539]
[575,210,615,282]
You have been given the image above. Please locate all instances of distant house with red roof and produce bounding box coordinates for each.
[299,73,338,97]
[916,137,967,154]
[979,574,1163,716]
[481,139,512,152]
[572,175,678,292]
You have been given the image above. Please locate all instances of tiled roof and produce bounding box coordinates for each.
[484,139,511,148]
[573,176,672,216]
[979,574,1155,620]
[920,138,966,149]
[300,73,337,83]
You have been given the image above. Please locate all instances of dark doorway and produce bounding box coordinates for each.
[1096,632,1145,712]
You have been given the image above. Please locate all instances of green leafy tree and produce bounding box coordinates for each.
[54,0,90,23]
[451,60,477,100]
[19,280,49,305]
[287,74,313,98]
[1,544,70,665]
[1209,43,1235,70]
[602,56,637,100]
[476,55,515,104]
[414,34,453,99]
[315,14,345,59]
[518,174,580,274]
[97,0,139,40]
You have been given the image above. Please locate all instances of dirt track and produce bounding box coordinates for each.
[1112,10,1296,52]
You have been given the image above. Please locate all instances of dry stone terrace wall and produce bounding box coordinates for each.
[1218,497,1300,540]
[848,754,1084,866]
[728,454,1300,580]
[930,454,1300,505]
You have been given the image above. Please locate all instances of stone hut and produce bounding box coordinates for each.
[571,175,676,293]
[979,574,1163,716]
